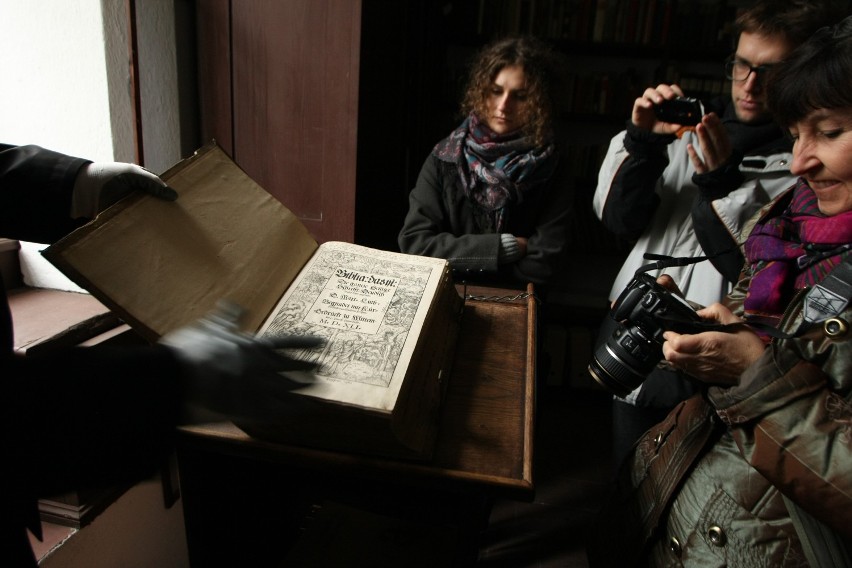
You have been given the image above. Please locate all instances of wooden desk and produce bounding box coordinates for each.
[176,284,536,566]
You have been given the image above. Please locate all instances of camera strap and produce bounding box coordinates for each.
[745,256,852,340]
[637,252,852,340]
[636,252,711,276]
[802,257,852,324]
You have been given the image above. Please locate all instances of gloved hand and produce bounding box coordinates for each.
[158,301,325,422]
[71,161,178,218]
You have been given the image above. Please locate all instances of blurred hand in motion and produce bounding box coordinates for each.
[71,161,179,218]
[159,301,326,422]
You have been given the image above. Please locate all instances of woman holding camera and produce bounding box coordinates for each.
[397,36,573,288]
[593,0,848,469]
[589,16,852,566]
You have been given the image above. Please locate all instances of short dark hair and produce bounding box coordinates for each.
[735,0,850,48]
[461,36,561,146]
[767,16,852,127]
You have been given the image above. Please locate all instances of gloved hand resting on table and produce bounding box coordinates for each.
[71,161,178,218]
[159,301,325,423]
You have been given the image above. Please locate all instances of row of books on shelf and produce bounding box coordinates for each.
[481,0,737,51]
[560,70,638,118]
[561,140,609,182]
[561,144,634,256]
[560,69,728,118]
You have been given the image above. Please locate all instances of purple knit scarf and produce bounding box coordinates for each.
[743,178,852,322]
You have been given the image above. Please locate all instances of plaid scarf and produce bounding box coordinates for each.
[433,113,557,232]
[743,178,852,323]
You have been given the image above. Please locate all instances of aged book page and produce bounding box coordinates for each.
[44,142,318,340]
[258,241,449,413]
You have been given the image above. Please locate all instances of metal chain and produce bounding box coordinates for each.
[463,291,539,304]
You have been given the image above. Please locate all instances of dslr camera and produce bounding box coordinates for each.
[588,273,706,397]
[654,96,704,126]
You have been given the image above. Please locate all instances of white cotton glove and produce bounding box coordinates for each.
[71,162,178,218]
[159,301,325,422]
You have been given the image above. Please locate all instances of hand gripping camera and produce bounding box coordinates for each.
[588,273,707,398]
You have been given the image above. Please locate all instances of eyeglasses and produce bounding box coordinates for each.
[724,58,775,82]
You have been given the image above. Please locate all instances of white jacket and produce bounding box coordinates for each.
[594,128,794,307]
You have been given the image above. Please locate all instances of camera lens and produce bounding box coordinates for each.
[588,324,661,398]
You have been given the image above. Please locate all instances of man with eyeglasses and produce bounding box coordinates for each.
[592,0,849,469]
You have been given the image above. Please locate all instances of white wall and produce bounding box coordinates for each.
[0,0,190,171]
[137,1,182,174]
[0,0,127,161]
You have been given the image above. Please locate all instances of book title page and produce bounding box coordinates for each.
[259,241,447,412]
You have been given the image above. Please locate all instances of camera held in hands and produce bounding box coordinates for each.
[653,96,704,126]
[588,273,706,397]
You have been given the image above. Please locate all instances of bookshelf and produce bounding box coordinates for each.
[464,0,737,107]
[484,0,736,50]
[356,0,741,260]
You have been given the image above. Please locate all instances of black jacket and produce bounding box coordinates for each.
[398,149,574,288]
[1,144,184,566]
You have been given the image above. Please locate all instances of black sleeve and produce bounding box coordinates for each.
[690,151,746,285]
[2,345,184,498]
[398,155,501,273]
[600,124,674,240]
[511,158,576,285]
[0,144,90,243]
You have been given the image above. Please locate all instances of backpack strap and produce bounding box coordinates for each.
[802,253,852,324]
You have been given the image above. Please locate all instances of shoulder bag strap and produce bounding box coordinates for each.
[783,495,852,568]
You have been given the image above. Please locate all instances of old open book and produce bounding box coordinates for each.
[44,142,463,459]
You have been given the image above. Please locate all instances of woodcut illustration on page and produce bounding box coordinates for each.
[258,241,444,410]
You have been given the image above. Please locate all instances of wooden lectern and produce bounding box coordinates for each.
[176,283,537,566]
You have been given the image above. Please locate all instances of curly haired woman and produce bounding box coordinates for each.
[398,36,573,288]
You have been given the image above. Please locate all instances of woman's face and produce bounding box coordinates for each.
[484,64,529,135]
[789,107,852,216]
